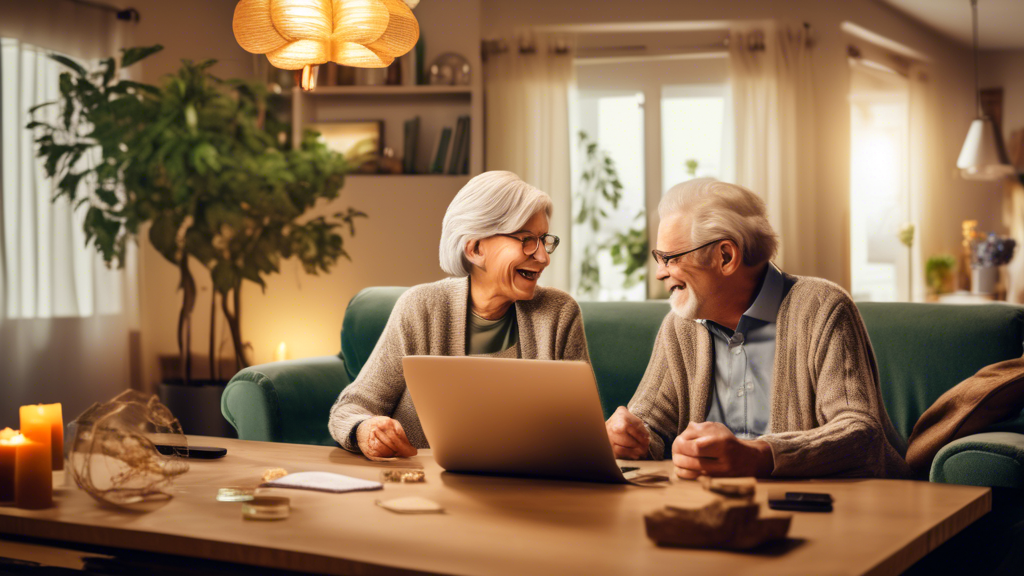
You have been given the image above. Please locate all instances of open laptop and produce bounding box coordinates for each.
[402,356,634,484]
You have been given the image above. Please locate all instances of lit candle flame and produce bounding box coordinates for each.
[0,434,26,446]
[274,341,288,363]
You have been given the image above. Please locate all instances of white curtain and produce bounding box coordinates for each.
[483,35,575,292]
[730,25,817,276]
[0,2,137,424]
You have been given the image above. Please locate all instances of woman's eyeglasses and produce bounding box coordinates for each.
[496,233,560,255]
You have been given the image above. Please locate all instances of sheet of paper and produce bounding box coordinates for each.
[260,471,383,494]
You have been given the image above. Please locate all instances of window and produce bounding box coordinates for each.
[1,38,125,319]
[662,84,729,190]
[848,57,910,302]
[572,55,730,301]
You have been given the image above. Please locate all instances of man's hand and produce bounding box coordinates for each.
[356,416,418,459]
[671,421,774,479]
[605,406,650,460]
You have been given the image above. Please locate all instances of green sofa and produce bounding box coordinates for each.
[221,287,1024,488]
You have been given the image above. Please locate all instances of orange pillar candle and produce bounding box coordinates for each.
[0,428,17,502]
[13,433,52,509]
[20,404,63,471]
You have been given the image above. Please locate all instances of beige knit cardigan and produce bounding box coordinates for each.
[328,277,591,452]
[628,274,912,479]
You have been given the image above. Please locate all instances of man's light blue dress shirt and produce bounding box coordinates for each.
[701,263,791,440]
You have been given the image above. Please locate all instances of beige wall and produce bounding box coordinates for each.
[480,0,1006,291]
[981,49,1024,151]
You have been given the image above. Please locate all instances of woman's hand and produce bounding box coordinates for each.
[606,406,650,460]
[356,416,418,459]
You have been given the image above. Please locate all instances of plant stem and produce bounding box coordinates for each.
[177,256,196,385]
[209,289,217,382]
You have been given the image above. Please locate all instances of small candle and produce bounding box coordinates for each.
[20,404,63,471]
[13,433,52,509]
[0,428,17,502]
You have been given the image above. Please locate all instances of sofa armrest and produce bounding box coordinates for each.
[930,432,1024,488]
[221,355,351,446]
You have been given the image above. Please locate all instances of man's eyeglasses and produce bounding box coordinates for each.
[496,233,560,255]
[651,239,727,267]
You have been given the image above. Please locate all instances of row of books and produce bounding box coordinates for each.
[402,116,471,175]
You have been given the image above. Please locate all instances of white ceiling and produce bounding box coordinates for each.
[878,0,1024,50]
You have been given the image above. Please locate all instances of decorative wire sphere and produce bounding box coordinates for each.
[428,53,472,86]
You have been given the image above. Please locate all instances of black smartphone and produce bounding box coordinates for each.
[155,445,227,459]
[768,491,833,512]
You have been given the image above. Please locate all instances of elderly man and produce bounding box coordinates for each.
[606,178,910,479]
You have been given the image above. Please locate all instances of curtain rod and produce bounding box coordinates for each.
[66,0,140,23]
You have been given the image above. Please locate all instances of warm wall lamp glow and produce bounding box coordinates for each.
[233,0,420,91]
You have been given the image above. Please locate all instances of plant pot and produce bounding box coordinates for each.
[158,381,237,438]
[971,266,999,295]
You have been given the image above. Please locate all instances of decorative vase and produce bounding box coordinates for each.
[971,265,999,295]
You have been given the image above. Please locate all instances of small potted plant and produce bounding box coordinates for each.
[971,234,1016,295]
[31,46,364,435]
[925,255,956,300]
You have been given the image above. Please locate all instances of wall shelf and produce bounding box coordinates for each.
[300,85,473,97]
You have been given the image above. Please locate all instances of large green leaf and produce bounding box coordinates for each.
[121,45,164,69]
[50,54,87,77]
[211,262,239,294]
[149,213,180,263]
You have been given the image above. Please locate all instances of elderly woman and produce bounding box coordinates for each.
[328,171,591,459]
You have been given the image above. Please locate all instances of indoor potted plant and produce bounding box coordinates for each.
[31,46,363,435]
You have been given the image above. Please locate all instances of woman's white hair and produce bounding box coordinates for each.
[439,171,553,277]
[658,178,778,267]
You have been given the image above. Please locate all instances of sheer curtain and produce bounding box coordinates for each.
[0,0,137,424]
[483,35,575,291]
[730,25,817,276]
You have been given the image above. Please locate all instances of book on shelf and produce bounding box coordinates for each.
[403,116,420,174]
[448,115,471,175]
[447,116,465,175]
[430,127,453,174]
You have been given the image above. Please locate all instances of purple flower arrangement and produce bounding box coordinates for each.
[971,233,1016,268]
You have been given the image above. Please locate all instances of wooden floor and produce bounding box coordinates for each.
[0,436,991,576]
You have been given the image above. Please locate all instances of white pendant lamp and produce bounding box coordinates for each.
[957,0,1015,180]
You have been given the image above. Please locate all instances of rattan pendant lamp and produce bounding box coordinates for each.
[232,0,420,91]
[956,0,1015,180]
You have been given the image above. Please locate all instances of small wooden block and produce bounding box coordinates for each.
[646,497,791,550]
[699,476,756,499]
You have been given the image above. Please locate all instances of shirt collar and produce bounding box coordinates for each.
[743,263,784,323]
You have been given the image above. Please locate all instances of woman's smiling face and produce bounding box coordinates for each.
[470,210,551,302]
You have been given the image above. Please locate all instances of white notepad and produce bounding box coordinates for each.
[260,471,383,494]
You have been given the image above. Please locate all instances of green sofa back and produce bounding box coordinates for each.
[339,288,1024,439]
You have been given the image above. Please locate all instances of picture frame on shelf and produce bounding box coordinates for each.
[314,120,383,173]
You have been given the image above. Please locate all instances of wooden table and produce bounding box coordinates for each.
[0,436,990,576]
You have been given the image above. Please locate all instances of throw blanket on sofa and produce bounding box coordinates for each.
[906,357,1024,474]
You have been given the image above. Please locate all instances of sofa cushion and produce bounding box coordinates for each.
[579,301,670,418]
[340,286,409,381]
[855,303,1024,442]
[907,358,1024,473]
[930,431,1024,488]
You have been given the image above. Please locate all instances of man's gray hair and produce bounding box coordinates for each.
[439,171,553,277]
[659,178,778,267]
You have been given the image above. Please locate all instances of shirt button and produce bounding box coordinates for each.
[746,382,754,390]
[737,389,745,397]
[731,346,742,355]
